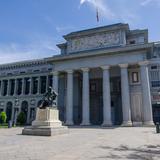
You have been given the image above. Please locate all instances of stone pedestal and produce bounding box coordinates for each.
[22,107,68,136]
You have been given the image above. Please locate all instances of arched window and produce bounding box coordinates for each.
[21,101,28,123]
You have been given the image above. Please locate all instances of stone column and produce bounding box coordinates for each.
[46,75,49,92]
[29,77,33,95]
[139,61,154,126]
[1,80,4,96]
[119,64,132,126]
[14,79,18,96]
[27,107,30,124]
[66,70,74,125]
[22,78,26,95]
[81,68,90,125]
[7,79,11,96]
[37,77,40,94]
[11,107,14,122]
[52,71,59,105]
[38,77,41,94]
[101,66,112,126]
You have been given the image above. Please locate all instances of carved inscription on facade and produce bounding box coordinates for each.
[67,31,121,53]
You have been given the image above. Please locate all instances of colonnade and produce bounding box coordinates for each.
[53,62,153,126]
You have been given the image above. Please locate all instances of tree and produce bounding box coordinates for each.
[0,112,7,124]
[17,112,26,125]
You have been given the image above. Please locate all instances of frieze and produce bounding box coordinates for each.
[67,31,121,53]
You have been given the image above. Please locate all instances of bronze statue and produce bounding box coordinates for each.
[39,86,58,109]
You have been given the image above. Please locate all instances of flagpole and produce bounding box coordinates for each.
[96,6,100,26]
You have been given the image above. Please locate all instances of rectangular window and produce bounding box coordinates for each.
[132,72,139,83]
[129,40,136,44]
[151,66,158,70]
[151,81,160,87]
[34,70,39,72]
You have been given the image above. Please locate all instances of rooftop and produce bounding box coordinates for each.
[63,23,129,39]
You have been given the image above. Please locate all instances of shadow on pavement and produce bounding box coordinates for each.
[96,144,160,159]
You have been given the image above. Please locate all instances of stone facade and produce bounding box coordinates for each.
[0,23,160,126]
[0,59,53,124]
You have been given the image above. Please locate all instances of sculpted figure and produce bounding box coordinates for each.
[39,86,58,109]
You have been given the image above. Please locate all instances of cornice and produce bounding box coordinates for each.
[119,63,128,68]
[0,59,48,70]
[46,43,154,63]
[0,71,52,79]
[63,23,129,40]
[138,61,150,66]
[81,67,89,72]
[101,65,110,70]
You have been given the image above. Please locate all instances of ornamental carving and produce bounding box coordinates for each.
[67,31,121,53]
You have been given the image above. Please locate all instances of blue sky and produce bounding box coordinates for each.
[0,0,160,64]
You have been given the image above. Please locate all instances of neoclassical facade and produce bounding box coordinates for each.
[0,60,53,124]
[0,23,160,126]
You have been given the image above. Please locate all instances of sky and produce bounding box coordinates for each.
[0,0,160,64]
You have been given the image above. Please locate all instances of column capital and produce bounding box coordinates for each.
[66,70,73,74]
[101,65,110,70]
[119,63,128,68]
[52,71,59,76]
[81,67,89,72]
[138,61,149,66]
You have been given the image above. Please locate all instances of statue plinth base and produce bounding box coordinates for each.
[22,107,68,136]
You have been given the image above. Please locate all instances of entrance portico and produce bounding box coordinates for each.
[47,23,154,126]
[51,62,153,126]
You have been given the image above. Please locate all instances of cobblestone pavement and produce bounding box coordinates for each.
[0,127,160,160]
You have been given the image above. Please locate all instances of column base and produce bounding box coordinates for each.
[132,121,143,127]
[121,121,132,127]
[80,121,90,126]
[65,121,74,126]
[101,121,112,127]
[143,121,154,127]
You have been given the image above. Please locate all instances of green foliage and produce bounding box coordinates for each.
[0,112,7,124]
[17,112,26,125]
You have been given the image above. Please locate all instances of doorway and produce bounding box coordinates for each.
[90,79,103,125]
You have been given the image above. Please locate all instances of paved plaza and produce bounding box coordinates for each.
[0,127,160,160]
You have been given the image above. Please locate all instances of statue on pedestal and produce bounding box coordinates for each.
[22,86,68,136]
[39,87,58,109]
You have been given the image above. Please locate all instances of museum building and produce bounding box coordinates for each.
[0,23,160,126]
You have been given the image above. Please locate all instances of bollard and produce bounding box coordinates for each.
[8,120,12,128]
[156,122,160,133]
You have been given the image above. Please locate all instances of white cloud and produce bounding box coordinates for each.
[79,0,140,24]
[80,0,86,4]
[80,0,115,20]
[0,38,59,64]
[141,0,160,6]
